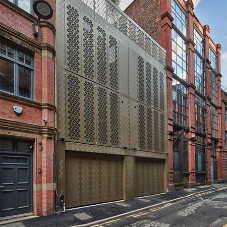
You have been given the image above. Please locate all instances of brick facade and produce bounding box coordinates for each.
[0,0,56,216]
[125,0,226,190]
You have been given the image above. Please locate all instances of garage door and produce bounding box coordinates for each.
[135,158,164,197]
[65,151,123,208]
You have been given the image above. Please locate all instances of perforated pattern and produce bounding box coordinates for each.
[128,21,136,43]
[160,113,165,152]
[138,56,145,103]
[119,16,128,36]
[147,107,152,151]
[145,37,152,55]
[137,30,144,49]
[83,80,95,142]
[97,87,108,144]
[146,62,152,106]
[68,74,81,141]
[66,5,80,73]
[139,104,145,150]
[196,143,205,154]
[154,110,159,151]
[110,92,119,146]
[83,16,94,79]
[153,67,159,109]
[97,26,107,85]
[109,35,118,90]
[159,72,165,111]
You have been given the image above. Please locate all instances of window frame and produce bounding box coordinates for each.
[210,70,218,105]
[195,94,206,135]
[0,41,34,100]
[209,47,217,71]
[8,0,33,14]
[210,105,218,139]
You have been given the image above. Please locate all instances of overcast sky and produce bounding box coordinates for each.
[119,0,227,88]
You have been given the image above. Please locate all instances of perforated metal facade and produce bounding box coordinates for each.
[57,0,167,208]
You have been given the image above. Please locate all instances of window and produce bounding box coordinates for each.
[8,0,32,14]
[195,143,205,172]
[194,28,204,57]
[210,70,217,105]
[225,108,227,122]
[195,95,206,134]
[0,41,33,99]
[210,105,218,138]
[172,30,187,80]
[225,131,227,146]
[172,78,188,126]
[194,54,204,94]
[209,48,217,71]
[171,0,187,37]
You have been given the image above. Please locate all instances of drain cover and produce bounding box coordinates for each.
[74,213,92,220]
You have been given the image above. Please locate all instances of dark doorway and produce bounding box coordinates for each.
[0,138,33,217]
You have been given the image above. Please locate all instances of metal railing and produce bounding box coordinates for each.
[80,0,166,65]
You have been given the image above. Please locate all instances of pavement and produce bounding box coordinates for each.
[1,183,227,227]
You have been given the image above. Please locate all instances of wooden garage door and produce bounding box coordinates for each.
[65,151,123,208]
[135,158,165,197]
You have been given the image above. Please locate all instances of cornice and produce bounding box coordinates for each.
[0,92,56,111]
[0,118,57,136]
[0,0,36,22]
[0,22,55,55]
[161,12,174,22]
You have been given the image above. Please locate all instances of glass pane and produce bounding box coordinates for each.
[0,139,13,151]
[7,47,14,59]
[18,141,31,153]
[19,66,31,98]
[0,58,14,93]
[18,51,24,63]
[25,55,31,65]
[0,43,6,55]
[18,0,31,13]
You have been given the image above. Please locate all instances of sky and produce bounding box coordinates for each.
[119,0,227,89]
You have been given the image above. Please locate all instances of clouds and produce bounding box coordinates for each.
[192,0,202,8]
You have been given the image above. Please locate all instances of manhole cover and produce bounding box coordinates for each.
[74,213,92,220]
[116,202,131,207]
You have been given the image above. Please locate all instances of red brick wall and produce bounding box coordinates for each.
[124,0,162,45]
[222,91,227,181]
[0,0,56,216]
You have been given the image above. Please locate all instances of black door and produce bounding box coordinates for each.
[0,139,32,217]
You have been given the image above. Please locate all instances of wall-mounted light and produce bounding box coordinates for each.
[33,0,53,37]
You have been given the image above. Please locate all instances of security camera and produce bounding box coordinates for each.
[43,119,47,125]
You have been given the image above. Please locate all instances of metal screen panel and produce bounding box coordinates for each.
[138,104,146,150]
[65,151,123,208]
[119,96,130,148]
[145,62,152,107]
[147,107,153,151]
[129,49,138,100]
[138,56,145,103]
[129,101,138,149]
[153,110,159,152]
[135,158,165,197]
[153,67,159,110]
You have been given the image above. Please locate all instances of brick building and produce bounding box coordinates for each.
[221,88,227,181]
[0,0,56,217]
[125,0,226,190]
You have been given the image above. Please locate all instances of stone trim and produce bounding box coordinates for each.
[33,183,54,191]
[0,23,55,55]
[0,0,36,22]
[39,21,56,34]
[0,91,56,111]
[161,12,174,22]
[0,118,57,136]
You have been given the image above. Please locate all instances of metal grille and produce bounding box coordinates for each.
[83,80,95,143]
[97,26,107,85]
[139,104,145,150]
[67,74,81,141]
[109,35,118,90]
[160,113,165,152]
[66,5,80,73]
[110,92,119,146]
[146,62,152,106]
[97,87,108,144]
[154,110,159,151]
[83,16,95,80]
[196,143,205,154]
[138,56,145,103]
[153,67,159,109]
[147,107,152,150]
[159,72,165,111]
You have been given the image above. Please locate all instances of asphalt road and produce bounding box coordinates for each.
[94,188,227,227]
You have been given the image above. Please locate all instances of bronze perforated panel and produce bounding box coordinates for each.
[135,158,165,197]
[65,151,123,208]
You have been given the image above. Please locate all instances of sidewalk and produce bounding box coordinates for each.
[2,183,227,227]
